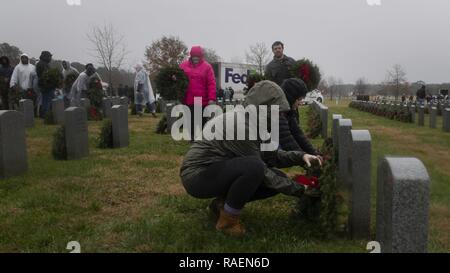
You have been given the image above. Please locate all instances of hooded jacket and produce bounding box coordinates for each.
[36,51,52,89]
[10,54,36,90]
[61,61,80,80]
[279,79,317,155]
[180,46,216,106]
[180,80,306,197]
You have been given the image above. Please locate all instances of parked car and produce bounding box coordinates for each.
[304,89,324,104]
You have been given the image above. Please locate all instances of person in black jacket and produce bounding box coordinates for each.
[0,56,14,110]
[36,51,53,117]
[279,78,321,158]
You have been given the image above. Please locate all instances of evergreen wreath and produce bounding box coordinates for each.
[290,58,321,91]
[155,66,189,102]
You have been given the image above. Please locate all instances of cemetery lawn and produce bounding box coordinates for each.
[0,101,448,253]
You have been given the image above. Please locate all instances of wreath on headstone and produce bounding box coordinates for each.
[290,58,321,91]
[97,119,113,149]
[52,125,67,160]
[306,105,322,138]
[156,115,168,134]
[155,66,189,102]
[294,138,345,236]
[86,77,104,121]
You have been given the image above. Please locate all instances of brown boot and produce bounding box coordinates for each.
[215,209,246,236]
[208,198,224,220]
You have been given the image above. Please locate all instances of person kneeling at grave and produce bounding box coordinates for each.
[180,80,322,236]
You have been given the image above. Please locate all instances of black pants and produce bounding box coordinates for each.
[1,91,8,110]
[182,156,281,210]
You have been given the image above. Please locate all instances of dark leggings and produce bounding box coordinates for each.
[182,156,282,210]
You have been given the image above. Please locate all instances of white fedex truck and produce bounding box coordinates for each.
[212,62,260,99]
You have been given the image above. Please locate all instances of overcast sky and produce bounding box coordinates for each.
[1,0,449,83]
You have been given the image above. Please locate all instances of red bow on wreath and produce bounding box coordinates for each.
[299,64,311,83]
[294,175,320,188]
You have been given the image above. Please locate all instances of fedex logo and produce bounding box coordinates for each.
[225,68,250,84]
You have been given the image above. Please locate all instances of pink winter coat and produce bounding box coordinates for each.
[180,46,217,106]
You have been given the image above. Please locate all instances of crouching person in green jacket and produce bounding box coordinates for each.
[179,80,322,236]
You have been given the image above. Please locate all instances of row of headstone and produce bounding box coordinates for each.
[311,100,329,138]
[383,100,450,115]
[0,104,129,178]
[333,114,430,252]
[353,100,450,133]
[65,104,129,157]
[103,96,129,119]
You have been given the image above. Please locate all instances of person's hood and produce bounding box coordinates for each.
[135,63,144,72]
[244,80,290,112]
[190,46,204,58]
[281,78,308,106]
[0,56,10,67]
[19,53,30,65]
[39,51,52,62]
[189,46,204,64]
[62,60,71,70]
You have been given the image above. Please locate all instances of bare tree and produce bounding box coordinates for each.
[355,77,369,96]
[336,78,344,99]
[245,42,271,75]
[326,76,337,100]
[87,23,128,96]
[318,78,328,92]
[203,48,221,64]
[144,36,188,79]
[386,64,408,100]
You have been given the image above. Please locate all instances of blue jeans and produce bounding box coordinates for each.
[40,89,55,118]
[136,104,143,113]
[136,103,155,114]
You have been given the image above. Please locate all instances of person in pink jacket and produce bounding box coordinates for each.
[179,46,217,140]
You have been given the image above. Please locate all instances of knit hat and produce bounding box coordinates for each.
[281,78,308,106]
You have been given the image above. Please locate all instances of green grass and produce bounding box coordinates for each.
[0,103,448,253]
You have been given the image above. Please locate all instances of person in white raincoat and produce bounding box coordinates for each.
[10,53,36,110]
[134,64,156,117]
[69,64,96,107]
[10,54,35,91]
[61,60,80,80]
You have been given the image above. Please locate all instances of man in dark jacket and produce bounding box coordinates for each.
[0,56,14,110]
[265,41,296,86]
[416,85,426,105]
[279,78,319,156]
[36,50,53,117]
